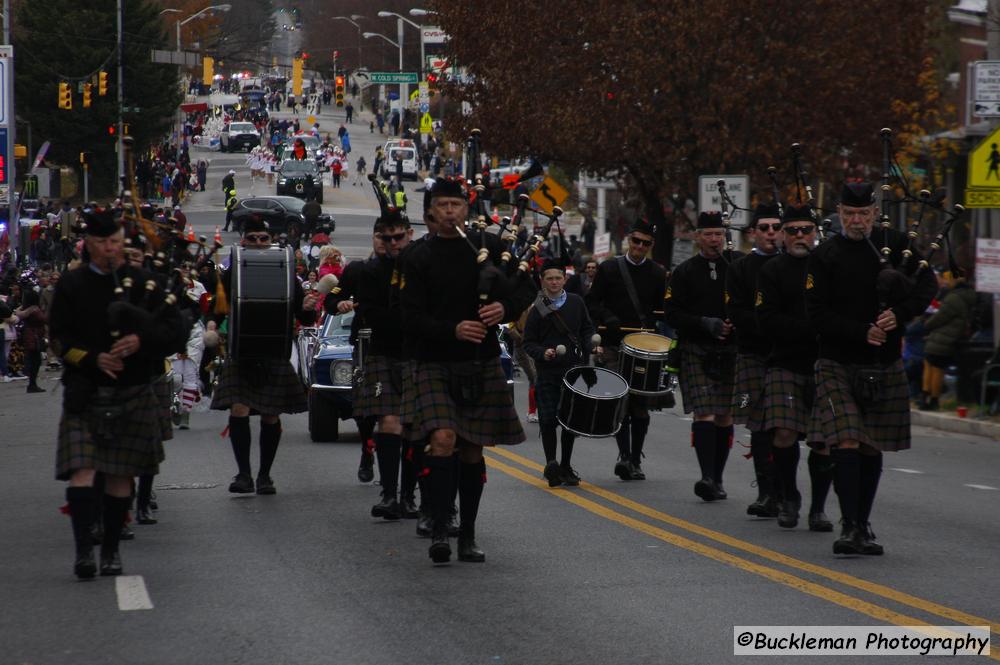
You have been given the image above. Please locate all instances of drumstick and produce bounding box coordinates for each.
[597,326,656,333]
[591,334,602,346]
[555,344,567,356]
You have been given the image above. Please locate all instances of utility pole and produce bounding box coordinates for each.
[117,0,125,192]
[3,0,15,234]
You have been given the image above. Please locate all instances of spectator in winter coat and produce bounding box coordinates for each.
[920,272,978,410]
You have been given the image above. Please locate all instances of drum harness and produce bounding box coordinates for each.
[536,294,584,362]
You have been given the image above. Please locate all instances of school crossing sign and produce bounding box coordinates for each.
[966,123,1000,208]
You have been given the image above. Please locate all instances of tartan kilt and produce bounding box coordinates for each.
[595,346,649,418]
[813,358,910,452]
[535,370,564,427]
[352,354,404,419]
[211,357,307,416]
[56,384,165,481]
[761,367,823,445]
[152,372,174,442]
[733,353,768,430]
[398,360,424,443]
[678,342,736,417]
[412,358,525,446]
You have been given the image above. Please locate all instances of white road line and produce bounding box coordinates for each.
[964,484,999,491]
[890,468,924,474]
[116,575,154,611]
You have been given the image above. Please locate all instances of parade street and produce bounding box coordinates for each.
[2,373,997,664]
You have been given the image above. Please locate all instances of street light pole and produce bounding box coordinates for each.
[116,0,124,190]
[397,18,407,116]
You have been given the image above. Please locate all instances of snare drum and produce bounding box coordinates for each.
[557,366,628,438]
[620,332,673,396]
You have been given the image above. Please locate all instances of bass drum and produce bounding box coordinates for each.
[620,332,672,396]
[228,245,295,360]
[557,366,629,438]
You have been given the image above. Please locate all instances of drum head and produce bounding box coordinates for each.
[563,366,629,399]
[623,332,672,353]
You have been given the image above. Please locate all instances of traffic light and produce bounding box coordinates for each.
[335,75,345,107]
[79,152,91,166]
[82,83,92,108]
[107,125,116,136]
[58,82,72,110]
[426,72,438,96]
[98,71,108,96]
[292,57,303,96]
[203,56,214,86]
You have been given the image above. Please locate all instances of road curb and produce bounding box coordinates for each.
[910,408,1000,439]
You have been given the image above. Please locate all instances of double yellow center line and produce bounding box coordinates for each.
[485,447,999,658]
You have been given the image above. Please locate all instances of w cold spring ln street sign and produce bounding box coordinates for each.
[369,72,418,84]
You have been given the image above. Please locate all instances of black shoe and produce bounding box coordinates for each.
[713,482,727,499]
[357,450,375,483]
[119,524,135,541]
[136,506,157,525]
[458,533,485,562]
[747,494,779,518]
[371,494,401,520]
[561,465,581,487]
[399,494,419,518]
[429,534,451,564]
[808,511,834,532]
[833,521,863,555]
[255,475,276,495]
[74,550,97,579]
[26,384,45,393]
[614,455,632,481]
[777,498,801,529]
[543,460,563,487]
[694,477,720,502]
[416,512,432,538]
[630,462,646,480]
[858,522,884,555]
[228,473,254,494]
[100,551,123,576]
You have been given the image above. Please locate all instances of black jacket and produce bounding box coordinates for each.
[585,256,666,347]
[523,292,596,375]
[726,250,778,355]
[755,252,815,374]
[664,252,742,348]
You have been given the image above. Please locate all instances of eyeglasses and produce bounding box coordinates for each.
[756,223,781,232]
[245,233,271,242]
[379,232,407,242]
[629,236,653,247]
[783,225,815,236]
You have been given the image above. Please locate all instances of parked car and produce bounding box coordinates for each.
[276,158,324,203]
[299,312,355,442]
[220,121,260,152]
[230,195,333,241]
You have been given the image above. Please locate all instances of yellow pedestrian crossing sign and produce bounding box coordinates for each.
[529,176,569,214]
[420,112,433,135]
[966,124,1000,207]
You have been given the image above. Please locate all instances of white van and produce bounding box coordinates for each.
[380,140,420,180]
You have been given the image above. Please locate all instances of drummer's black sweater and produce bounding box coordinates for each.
[755,252,815,374]
[523,293,596,376]
[400,233,534,362]
[664,252,740,348]
[584,256,666,347]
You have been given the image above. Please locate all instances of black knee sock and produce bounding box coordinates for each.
[258,420,282,477]
[374,432,402,496]
[832,448,861,525]
[540,425,558,462]
[749,431,774,499]
[560,429,576,468]
[713,424,734,484]
[426,455,457,536]
[458,459,486,536]
[807,451,834,515]
[66,486,96,556]
[630,417,650,465]
[772,444,801,502]
[400,442,417,498]
[137,475,154,511]
[229,415,252,476]
[857,452,883,525]
[101,495,131,558]
[692,422,716,480]
[615,415,631,458]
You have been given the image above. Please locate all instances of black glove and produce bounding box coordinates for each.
[700,316,725,338]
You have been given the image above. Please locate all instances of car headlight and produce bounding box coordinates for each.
[330,360,353,386]
[278,178,287,185]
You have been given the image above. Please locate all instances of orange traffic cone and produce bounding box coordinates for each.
[186,224,195,242]
[214,226,223,245]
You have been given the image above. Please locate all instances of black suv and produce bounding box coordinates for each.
[230,196,333,242]
[276,159,324,203]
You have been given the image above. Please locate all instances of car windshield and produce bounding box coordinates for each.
[296,135,321,149]
[230,123,256,133]
[280,160,318,174]
[389,148,415,161]
[321,311,354,337]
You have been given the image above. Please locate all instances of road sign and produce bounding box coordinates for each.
[370,72,418,84]
[151,49,202,67]
[593,232,611,259]
[419,103,429,114]
[965,123,1000,207]
[974,61,1000,117]
[420,112,433,135]
[530,176,569,214]
[975,238,1000,293]
[698,174,750,228]
[306,115,316,125]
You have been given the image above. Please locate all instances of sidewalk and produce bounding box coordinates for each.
[911,408,1000,440]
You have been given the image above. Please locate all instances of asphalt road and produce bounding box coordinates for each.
[2,367,998,664]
